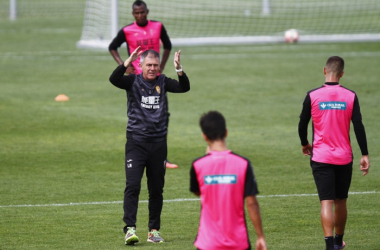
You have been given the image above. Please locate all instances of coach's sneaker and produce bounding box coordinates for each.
[334,241,346,250]
[147,229,164,243]
[125,227,139,245]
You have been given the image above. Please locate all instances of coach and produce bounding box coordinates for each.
[109,47,190,244]
[298,56,370,250]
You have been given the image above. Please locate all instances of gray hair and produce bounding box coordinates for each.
[140,50,160,64]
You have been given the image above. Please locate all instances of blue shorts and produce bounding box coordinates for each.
[310,160,353,201]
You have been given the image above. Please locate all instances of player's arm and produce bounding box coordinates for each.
[246,196,266,250]
[244,162,266,249]
[109,50,123,65]
[360,155,370,176]
[109,29,136,74]
[160,49,171,73]
[109,29,127,65]
[298,93,312,155]
[190,165,200,196]
[159,25,172,73]
[351,95,370,175]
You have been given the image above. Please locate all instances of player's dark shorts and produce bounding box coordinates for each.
[310,160,353,201]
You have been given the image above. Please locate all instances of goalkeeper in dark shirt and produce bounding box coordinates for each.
[109,47,190,245]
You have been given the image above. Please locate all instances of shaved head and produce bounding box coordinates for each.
[325,56,344,77]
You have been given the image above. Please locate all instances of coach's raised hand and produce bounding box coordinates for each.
[174,50,183,76]
[124,46,143,68]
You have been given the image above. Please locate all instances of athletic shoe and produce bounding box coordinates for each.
[125,227,139,245]
[334,241,346,250]
[147,230,164,243]
[165,161,178,169]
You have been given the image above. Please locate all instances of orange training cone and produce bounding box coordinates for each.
[55,94,69,102]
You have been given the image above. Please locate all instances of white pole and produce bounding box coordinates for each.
[111,0,118,38]
[10,0,17,21]
[262,0,271,16]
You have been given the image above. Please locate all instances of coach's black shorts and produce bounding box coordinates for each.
[310,160,353,201]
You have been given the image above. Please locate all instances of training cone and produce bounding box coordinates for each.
[55,94,69,102]
[166,162,178,169]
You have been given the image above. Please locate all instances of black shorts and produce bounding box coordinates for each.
[310,160,353,201]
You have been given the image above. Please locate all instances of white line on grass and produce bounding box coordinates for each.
[0,191,378,208]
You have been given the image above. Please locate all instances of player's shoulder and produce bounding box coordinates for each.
[122,22,135,29]
[150,20,162,24]
[149,20,164,27]
[192,151,251,163]
[192,154,210,165]
[339,85,356,95]
[229,151,252,166]
[307,85,324,94]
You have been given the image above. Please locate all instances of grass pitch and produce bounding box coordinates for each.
[1,8,380,250]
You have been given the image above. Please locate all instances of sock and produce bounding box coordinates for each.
[124,225,136,233]
[325,236,334,250]
[335,234,344,246]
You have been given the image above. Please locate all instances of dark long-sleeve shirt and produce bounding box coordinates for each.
[109,64,190,142]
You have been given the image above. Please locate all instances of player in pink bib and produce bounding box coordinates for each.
[109,1,171,75]
[190,111,266,250]
[298,56,370,250]
[121,20,163,74]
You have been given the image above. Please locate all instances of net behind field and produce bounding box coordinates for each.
[2,0,379,46]
[132,0,380,38]
[0,0,85,18]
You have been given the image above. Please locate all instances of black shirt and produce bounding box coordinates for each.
[109,65,190,142]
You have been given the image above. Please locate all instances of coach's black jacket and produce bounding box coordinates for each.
[109,65,190,142]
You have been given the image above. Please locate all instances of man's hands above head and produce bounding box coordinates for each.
[174,50,183,76]
[174,50,181,69]
[124,46,143,68]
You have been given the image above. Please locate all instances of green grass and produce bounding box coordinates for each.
[1,13,380,250]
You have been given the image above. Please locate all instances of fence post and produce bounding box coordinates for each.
[10,0,17,20]
[111,0,118,38]
[262,0,270,16]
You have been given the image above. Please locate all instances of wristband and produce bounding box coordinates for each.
[175,65,183,72]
